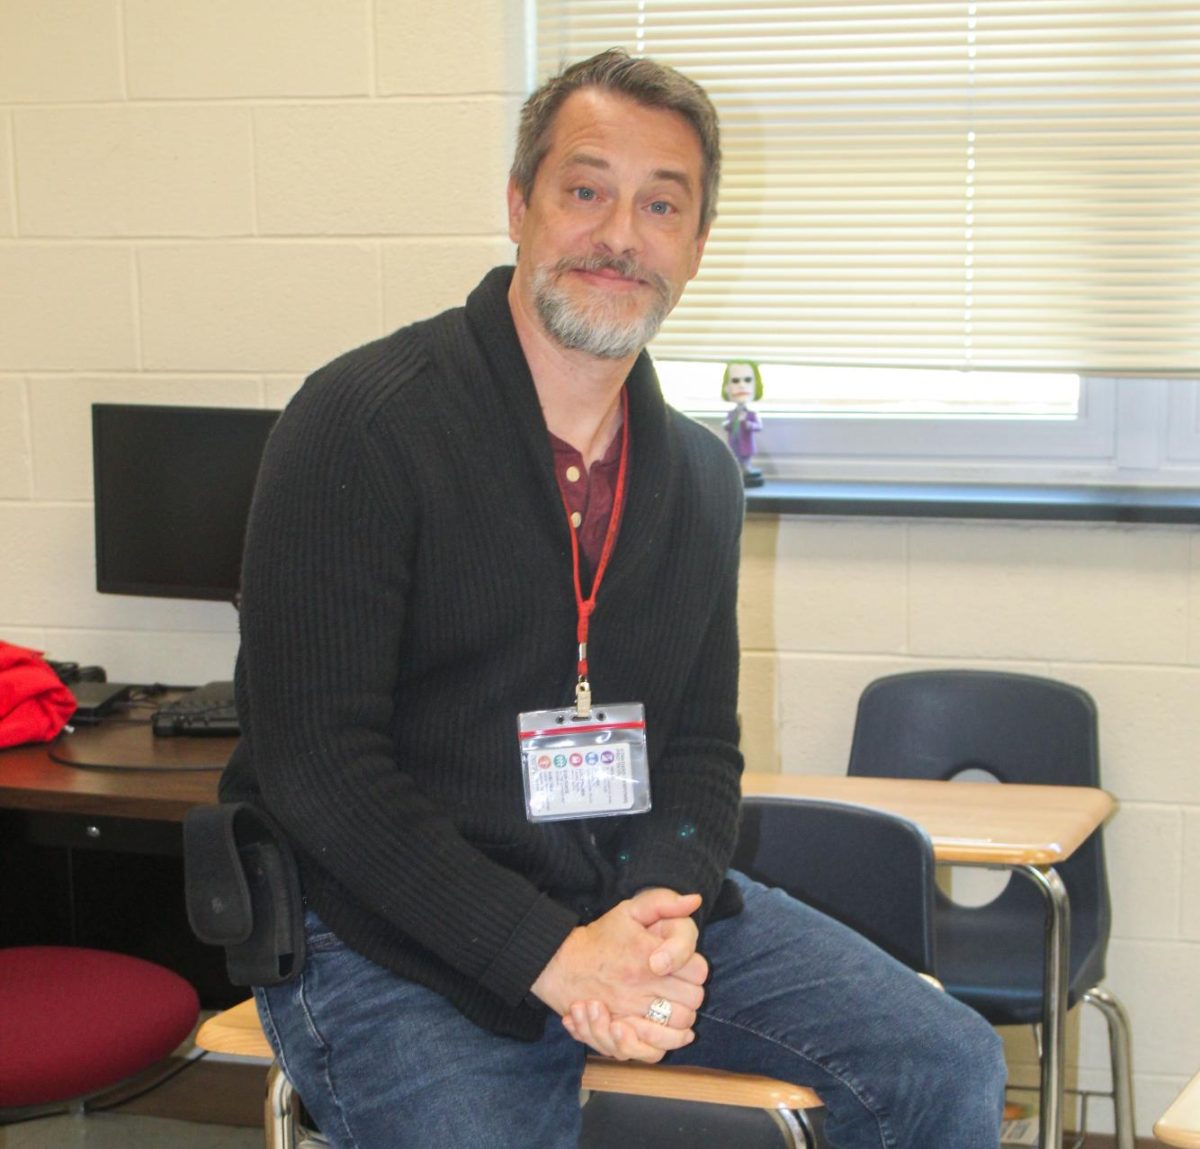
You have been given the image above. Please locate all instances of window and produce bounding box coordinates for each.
[535,2,1200,484]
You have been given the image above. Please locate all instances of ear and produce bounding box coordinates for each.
[507,178,528,246]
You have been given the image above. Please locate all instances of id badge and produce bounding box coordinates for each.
[517,702,651,822]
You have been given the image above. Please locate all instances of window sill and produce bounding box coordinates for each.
[744,480,1200,525]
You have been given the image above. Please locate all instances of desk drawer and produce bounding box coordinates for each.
[15,811,182,857]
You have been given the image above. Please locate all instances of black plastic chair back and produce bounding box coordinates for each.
[846,669,1110,1016]
[731,796,937,975]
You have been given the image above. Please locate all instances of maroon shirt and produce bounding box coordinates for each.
[548,424,623,590]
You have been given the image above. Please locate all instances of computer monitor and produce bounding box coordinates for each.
[92,403,280,604]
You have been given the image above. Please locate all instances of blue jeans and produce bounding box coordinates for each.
[255,871,1006,1149]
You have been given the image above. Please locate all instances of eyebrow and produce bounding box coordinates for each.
[564,153,695,196]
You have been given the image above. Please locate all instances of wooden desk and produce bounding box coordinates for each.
[0,723,226,822]
[1156,1069,1200,1149]
[742,772,1113,866]
[743,771,1118,1149]
[0,721,233,1003]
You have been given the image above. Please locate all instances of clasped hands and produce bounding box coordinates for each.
[531,887,707,1063]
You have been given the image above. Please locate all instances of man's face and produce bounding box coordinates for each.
[508,88,710,361]
[725,363,756,404]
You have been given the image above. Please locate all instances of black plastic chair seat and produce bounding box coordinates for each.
[935,903,1107,1025]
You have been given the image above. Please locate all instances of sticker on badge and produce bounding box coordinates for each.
[517,701,651,822]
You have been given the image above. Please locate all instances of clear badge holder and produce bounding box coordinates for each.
[518,701,651,823]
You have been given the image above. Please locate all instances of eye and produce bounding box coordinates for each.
[648,201,675,216]
[573,187,597,202]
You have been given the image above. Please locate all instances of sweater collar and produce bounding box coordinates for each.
[463,267,677,595]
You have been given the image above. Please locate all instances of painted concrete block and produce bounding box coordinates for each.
[1102,804,1182,941]
[738,517,780,652]
[15,107,253,237]
[738,650,779,773]
[1183,810,1200,942]
[0,377,31,500]
[0,504,113,628]
[382,239,516,330]
[0,0,122,102]
[0,627,47,652]
[0,118,13,236]
[776,654,914,777]
[771,518,908,654]
[376,0,525,95]
[1053,664,1200,805]
[264,376,305,410]
[0,503,241,633]
[124,0,370,98]
[42,627,241,688]
[255,101,515,237]
[138,243,381,373]
[0,245,136,370]
[1092,938,1200,1076]
[910,522,1190,664]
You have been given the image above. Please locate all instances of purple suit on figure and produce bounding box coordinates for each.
[722,361,765,486]
[724,403,762,466]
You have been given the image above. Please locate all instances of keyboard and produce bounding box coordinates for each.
[152,681,240,738]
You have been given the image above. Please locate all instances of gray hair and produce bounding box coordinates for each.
[511,48,721,234]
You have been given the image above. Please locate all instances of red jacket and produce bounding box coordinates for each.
[0,642,76,748]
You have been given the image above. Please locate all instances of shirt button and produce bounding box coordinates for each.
[565,465,581,483]
[570,511,583,528]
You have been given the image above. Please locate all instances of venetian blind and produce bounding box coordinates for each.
[536,2,1200,374]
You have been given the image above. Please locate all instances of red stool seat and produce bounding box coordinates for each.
[0,946,200,1109]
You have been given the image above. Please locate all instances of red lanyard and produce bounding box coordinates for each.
[555,387,630,717]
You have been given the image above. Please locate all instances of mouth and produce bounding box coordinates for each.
[559,256,648,291]
[581,265,639,281]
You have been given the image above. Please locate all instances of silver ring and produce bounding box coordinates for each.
[645,997,672,1026]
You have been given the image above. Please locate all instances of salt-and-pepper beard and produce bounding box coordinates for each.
[532,255,673,360]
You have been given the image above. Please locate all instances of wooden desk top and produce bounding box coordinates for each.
[1155,1069,1200,1149]
[741,772,1116,867]
[0,724,1115,858]
[0,723,228,822]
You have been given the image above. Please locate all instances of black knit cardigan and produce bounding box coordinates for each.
[221,267,746,1039]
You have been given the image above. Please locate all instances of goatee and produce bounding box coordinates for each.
[531,255,672,360]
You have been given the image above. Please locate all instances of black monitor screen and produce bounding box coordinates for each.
[92,404,280,603]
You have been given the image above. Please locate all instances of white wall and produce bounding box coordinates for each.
[1,2,1196,1136]
[0,0,520,683]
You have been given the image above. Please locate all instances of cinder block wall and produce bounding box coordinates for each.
[0,0,519,681]
[1,2,1196,1136]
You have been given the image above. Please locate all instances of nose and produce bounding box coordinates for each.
[590,198,639,258]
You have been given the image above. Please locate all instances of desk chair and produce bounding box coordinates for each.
[0,945,199,1119]
[194,796,937,1149]
[1155,1070,1200,1148]
[731,795,937,976]
[847,669,1134,1149]
[196,1000,821,1149]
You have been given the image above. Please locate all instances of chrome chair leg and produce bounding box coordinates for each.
[266,1061,298,1149]
[768,1104,817,1148]
[1082,986,1136,1149]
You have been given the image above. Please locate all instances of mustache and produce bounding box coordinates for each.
[551,254,670,299]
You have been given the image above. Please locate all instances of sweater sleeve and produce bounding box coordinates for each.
[609,455,745,924]
[236,370,576,1007]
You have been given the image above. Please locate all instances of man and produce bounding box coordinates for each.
[221,49,1006,1148]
